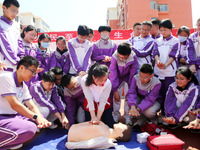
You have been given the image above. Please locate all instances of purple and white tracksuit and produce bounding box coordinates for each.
[0,16,25,73]
[92,39,117,67]
[127,75,161,118]
[165,82,200,123]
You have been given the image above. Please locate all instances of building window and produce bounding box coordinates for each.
[42,21,49,29]
[158,4,168,11]
[151,1,157,9]
[33,17,35,23]
[15,16,19,22]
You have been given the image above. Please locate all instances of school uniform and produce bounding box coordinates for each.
[127,75,161,118]
[51,48,70,74]
[81,75,114,128]
[30,81,65,121]
[151,33,162,40]
[165,82,200,123]
[132,35,154,69]
[92,39,117,67]
[63,76,84,125]
[153,35,180,107]
[0,16,25,73]
[36,47,56,80]
[0,72,37,149]
[126,36,139,46]
[68,38,93,75]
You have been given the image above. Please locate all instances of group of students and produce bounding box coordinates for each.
[0,0,200,149]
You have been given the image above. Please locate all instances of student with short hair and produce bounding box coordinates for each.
[0,0,25,74]
[51,36,70,75]
[68,25,93,76]
[153,19,180,111]
[0,56,51,150]
[150,18,162,39]
[127,22,141,45]
[81,63,115,128]
[30,71,69,129]
[87,28,94,42]
[109,42,138,124]
[127,64,161,127]
[92,25,117,67]
[62,74,85,125]
[132,21,154,69]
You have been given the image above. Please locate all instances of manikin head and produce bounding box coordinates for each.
[113,123,132,142]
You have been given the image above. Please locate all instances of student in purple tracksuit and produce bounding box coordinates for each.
[36,33,56,80]
[87,28,94,43]
[92,25,117,67]
[68,25,93,77]
[0,56,51,150]
[127,64,161,127]
[30,71,70,129]
[61,74,85,126]
[177,26,196,74]
[109,42,138,124]
[0,0,25,74]
[153,19,180,112]
[127,22,141,46]
[21,25,40,87]
[150,18,162,40]
[163,67,200,126]
[51,36,70,75]
[132,21,154,69]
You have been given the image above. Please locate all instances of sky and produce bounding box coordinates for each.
[0,0,199,31]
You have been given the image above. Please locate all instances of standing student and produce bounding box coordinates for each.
[127,22,141,46]
[150,18,162,40]
[0,0,25,74]
[81,63,115,128]
[21,25,40,87]
[190,18,200,83]
[153,19,180,111]
[68,25,93,76]
[0,56,51,150]
[109,43,138,124]
[36,33,56,80]
[132,21,154,69]
[92,25,117,67]
[30,71,69,129]
[87,28,94,43]
[177,26,196,74]
[51,36,70,75]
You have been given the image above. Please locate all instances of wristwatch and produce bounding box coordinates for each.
[33,114,38,120]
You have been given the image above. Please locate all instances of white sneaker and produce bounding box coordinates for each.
[48,123,58,129]
[9,144,23,149]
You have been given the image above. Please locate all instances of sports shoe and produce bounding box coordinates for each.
[9,144,23,149]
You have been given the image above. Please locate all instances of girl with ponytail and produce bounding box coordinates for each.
[81,63,115,128]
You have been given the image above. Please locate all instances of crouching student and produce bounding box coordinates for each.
[109,43,138,124]
[61,74,85,126]
[30,71,69,129]
[0,56,51,150]
[127,64,161,127]
[163,67,200,126]
[81,63,115,128]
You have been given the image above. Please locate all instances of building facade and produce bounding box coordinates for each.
[107,0,193,29]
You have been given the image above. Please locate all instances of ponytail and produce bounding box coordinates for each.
[86,63,99,86]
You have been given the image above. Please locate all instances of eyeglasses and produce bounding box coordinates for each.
[69,82,79,90]
[174,77,187,82]
[9,8,19,15]
[24,66,36,76]
[141,28,150,32]
[139,75,151,80]
[27,33,37,39]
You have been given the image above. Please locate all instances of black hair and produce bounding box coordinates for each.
[86,63,110,86]
[140,64,154,75]
[98,25,111,33]
[21,25,38,39]
[38,33,51,47]
[89,28,94,35]
[50,67,63,75]
[42,71,56,83]
[61,74,72,87]
[159,19,173,29]
[133,22,141,28]
[3,0,19,8]
[196,18,200,24]
[17,56,39,69]
[142,21,152,28]
[77,25,89,36]
[177,26,190,36]
[117,43,132,56]
[151,18,160,26]
[56,36,66,44]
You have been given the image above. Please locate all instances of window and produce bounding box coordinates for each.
[15,16,19,22]
[151,1,157,9]
[158,4,168,11]
[33,17,35,23]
